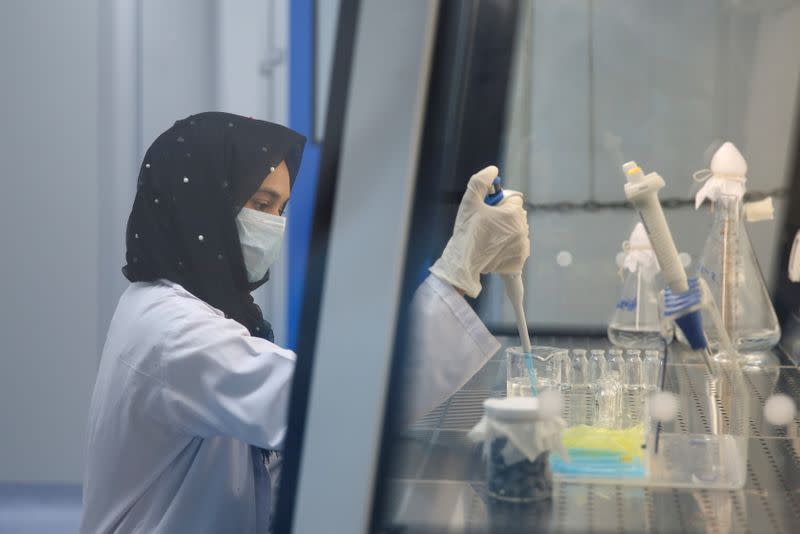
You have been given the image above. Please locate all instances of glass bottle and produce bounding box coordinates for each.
[588,350,607,382]
[553,350,572,390]
[570,349,588,387]
[697,194,780,361]
[606,349,626,383]
[643,350,663,391]
[623,349,643,389]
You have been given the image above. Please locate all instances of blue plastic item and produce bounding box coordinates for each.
[484,176,505,206]
[663,277,707,350]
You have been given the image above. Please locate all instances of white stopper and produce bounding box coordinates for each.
[623,222,659,273]
[695,141,748,209]
[710,141,747,176]
[629,222,652,249]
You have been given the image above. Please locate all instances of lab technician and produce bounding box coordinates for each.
[80,112,529,533]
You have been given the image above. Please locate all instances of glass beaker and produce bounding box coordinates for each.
[697,194,780,361]
[506,346,568,397]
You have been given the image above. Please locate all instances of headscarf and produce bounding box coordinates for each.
[123,112,306,341]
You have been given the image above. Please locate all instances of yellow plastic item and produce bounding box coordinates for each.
[561,425,645,463]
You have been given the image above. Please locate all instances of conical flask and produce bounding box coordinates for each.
[608,222,673,349]
[698,194,780,355]
[695,142,780,359]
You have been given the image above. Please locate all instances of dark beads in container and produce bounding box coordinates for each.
[482,397,555,503]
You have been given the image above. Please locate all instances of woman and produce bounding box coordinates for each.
[80,112,529,533]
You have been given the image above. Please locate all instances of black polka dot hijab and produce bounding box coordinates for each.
[123,112,306,341]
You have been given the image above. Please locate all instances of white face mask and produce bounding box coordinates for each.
[235,207,286,283]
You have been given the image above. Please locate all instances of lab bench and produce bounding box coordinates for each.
[384,336,800,533]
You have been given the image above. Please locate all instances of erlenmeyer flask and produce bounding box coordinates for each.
[608,223,673,349]
[698,194,780,356]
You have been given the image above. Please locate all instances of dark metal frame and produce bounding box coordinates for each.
[272,1,361,531]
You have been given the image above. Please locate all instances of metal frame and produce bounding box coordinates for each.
[282,2,440,532]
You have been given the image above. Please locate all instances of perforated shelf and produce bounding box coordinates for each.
[385,336,800,533]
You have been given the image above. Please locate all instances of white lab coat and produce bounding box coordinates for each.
[79,274,499,533]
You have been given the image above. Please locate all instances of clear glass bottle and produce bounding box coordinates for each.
[553,350,572,390]
[593,377,623,429]
[570,349,588,387]
[697,194,780,360]
[608,223,674,349]
[623,349,643,389]
[607,349,626,382]
[643,350,663,391]
[588,349,607,382]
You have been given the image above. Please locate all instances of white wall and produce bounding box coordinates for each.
[492,0,800,329]
[0,0,101,482]
[1,0,289,483]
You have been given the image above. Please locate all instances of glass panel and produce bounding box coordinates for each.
[484,0,800,330]
[378,1,800,531]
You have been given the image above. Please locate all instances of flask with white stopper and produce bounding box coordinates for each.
[608,222,674,348]
[695,142,780,358]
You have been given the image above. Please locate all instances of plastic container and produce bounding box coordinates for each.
[506,346,568,396]
[550,345,749,490]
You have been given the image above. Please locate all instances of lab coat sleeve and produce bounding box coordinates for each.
[403,274,501,424]
[153,307,295,450]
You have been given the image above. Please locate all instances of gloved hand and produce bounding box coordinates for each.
[430,165,530,298]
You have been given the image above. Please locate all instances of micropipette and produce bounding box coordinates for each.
[484,177,532,354]
[486,177,537,394]
[622,162,706,351]
[622,161,726,455]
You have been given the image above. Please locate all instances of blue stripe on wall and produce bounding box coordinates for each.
[288,0,320,349]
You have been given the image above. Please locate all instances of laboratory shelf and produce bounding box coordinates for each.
[384,337,800,533]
